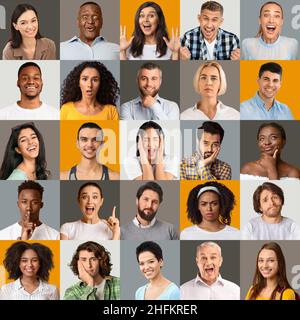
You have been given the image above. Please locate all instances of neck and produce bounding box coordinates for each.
[148,273,165,286]
[18,96,41,109]
[258,92,274,110]
[20,275,39,285]
[81,215,100,224]
[198,220,224,232]
[92,274,104,286]
[136,214,151,227]
[21,37,37,49]
[144,34,157,45]
[199,273,218,286]
[80,96,98,107]
[198,97,218,111]
[79,34,98,46]
[18,159,36,175]
[78,157,100,171]
[265,277,278,290]
[261,214,282,224]
[262,34,279,44]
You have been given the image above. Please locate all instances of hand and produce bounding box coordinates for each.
[200,148,220,167]
[120,26,134,52]
[77,260,94,287]
[163,28,180,53]
[138,135,149,164]
[259,149,278,170]
[180,46,191,60]
[156,133,164,164]
[142,95,156,108]
[20,211,36,240]
[230,48,240,60]
[102,207,120,240]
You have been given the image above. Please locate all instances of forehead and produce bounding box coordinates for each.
[139,68,161,78]
[19,189,41,199]
[259,248,277,259]
[18,127,36,137]
[19,66,41,77]
[78,127,101,138]
[260,189,279,198]
[261,3,282,15]
[200,9,222,19]
[18,10,37,21]
[199,191,219,202]
[259,71,281,80]
[142,128,160,138]
[200,66,220,76]
[80,67,100,77]
[79,250,97,258]
[258,126,281,137]
[197,245,220,257]
[201,131,221,142]
[140,6,157,15]
[79,4,102,15]
[140,189,159,200]
[21,249,38,258]
[80,185,101,195]
[138,251,157,262]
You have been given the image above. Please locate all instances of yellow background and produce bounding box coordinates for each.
[120,0,180,40]
[60,120,120,172]
[240,61,300,120]
[0,240,60,288]
[180,180,240,230]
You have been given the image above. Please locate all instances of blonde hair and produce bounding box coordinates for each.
[193,62,227,96]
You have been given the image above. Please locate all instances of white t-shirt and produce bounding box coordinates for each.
[95,279,106,300]
[241,216,300,240]
[123,155,179,180]
[180,225,240,240]
[240,174,299,181]
[0,102,59,120]
[128,45,172,60]
[60,220,113,240]
[204,39,216,60]
[0,222,59,240]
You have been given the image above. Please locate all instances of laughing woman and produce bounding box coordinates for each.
[3,3,56,60]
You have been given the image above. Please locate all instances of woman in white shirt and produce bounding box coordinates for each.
[0,242,59,300]
[60,182,120,240]
[180,182,240,240]
[120,1,179,60]
[180,62,240,120]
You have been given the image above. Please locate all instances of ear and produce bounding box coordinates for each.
[100,197,104,207]
[197,14,201,24]
[13,22,19,31]
[17,79,20,88]
[219,255,223,267]
[220,17,224,25]
[15,147,21,154]
[40,201,44,209]
[136,197,139,208]
[76,139,80,150]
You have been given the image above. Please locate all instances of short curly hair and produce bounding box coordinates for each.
[60,61,120,106]
[69,241,112,278]
[187,181,235,225]
[3,242,54,281]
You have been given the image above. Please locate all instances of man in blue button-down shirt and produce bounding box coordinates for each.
[240,62,294,120]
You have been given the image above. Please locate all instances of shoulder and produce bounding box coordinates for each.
[7,169,28,180]
[2,42,14,59]
[286,165,300,178]
[222,278,240,290]
[224,225,240,232]
[107,276,120,286]
[281,288,296,300]
[60,170,70,180]
[180,226,197,239]
[108,169,120,180]
[242,37,256,46]
[135,284,146,299]
[220,28,239,38]
[61,102,74,110]
[180,278,195,290]
[241,161,256,174]
[281,36,298,45]
[183,26,200,37]
[180,106,197,120]
[39,37,55,48]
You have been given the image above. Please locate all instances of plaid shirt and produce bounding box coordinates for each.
[181,27,240,60]
[64,276,120,300]
[180,152,231,180]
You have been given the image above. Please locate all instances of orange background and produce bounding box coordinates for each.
[240,61,300,120]
[120,0,180,39]
[60,120,120,172]
[180,180,240,230]
[0,240,60,288]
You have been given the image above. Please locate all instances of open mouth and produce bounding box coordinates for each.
[27,145,37,152]
[205,267,214,275]
[266,25,276,32]
[86,26,96,32]
[85,206,95,214]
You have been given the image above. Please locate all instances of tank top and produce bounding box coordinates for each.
[68,165,109,180]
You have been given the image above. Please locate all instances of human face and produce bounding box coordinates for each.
[196,245,223,285]
[141,128,160,162]
[78,250,100,278]
[198,191,220,223]
[258,249,279,280]
[259,189,282,218]
[198,9,223,43]
[198,66,221,98]
[257,71,281,101]
[138,68,162,97]
[136,189,160,223]
[77,128,103,160]
[259,3,283,43]
[258,126,285,156]
[19,249,40,278]
[139,6,159,37]
[138,251,162,281]
[78,186,103,220]
[17,66,43,99]
[78,4,102,43]
[18,189,43,223]
[199,132,221,159]
[79,67,100,100]
[13,10,38,39]
[16,128,40,160]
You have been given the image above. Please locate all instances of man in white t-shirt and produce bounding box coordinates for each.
[242,182,300,240]
[0,181,59,240]
[0,62,59,120]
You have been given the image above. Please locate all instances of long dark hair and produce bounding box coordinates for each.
[9,3,42,49]
[130,2,169,58]
[0,122,50,180]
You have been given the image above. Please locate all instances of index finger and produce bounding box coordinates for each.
[112,206,116,218]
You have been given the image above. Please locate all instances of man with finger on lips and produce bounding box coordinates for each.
[180,121,231,180]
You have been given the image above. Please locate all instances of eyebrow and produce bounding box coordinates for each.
[262,9,281,14]
[81,192,100,196]
[140,10,156,14]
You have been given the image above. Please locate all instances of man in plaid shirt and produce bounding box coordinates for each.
[180,1,240,60]
[180,121,231,180]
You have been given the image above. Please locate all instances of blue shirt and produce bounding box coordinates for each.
[240,93,293,120]
[119,96,179,120]
[60,36,119,60]
[135,282,180,300]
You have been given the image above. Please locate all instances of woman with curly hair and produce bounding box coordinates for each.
[180,181,240,240]
[60,61,120,120]
[245,242,297,300]
[120,1,179,60]
[0,122,50,180]
[0,242,59,300]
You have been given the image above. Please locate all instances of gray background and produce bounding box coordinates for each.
[180,240,240,286]
[120,180,180,231]
[120,60,180,108]
[240,0,300,56]
[181,120,240,180]
[60,0,119,44]
[240,180,300,229]
[0,180,60,230]
[120,240,180,300]
[60,180,120,224]
[180,0,240,38]
[240,121,300,170]
[240,240,300,299]
[0,120,60,179]
[60,60,120,107]
[0,0,60,59]
[60,240,120,300]
[0,60,60,109]
[180,60,240,112]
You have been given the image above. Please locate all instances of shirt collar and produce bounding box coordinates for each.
[136,95,162,105]
[195,273,224,287]
[133,216,157,228]
[192,100,223,111]
[11,38,46,58]
[15,278,45,292]
[199,27,222,43]
[68,35,105,44]
[254,92,278,110]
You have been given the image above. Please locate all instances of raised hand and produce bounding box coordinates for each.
[180,46,191,60]
[102,206,120,240]
[156,133,164,164]
[163,28,180,53]
[259,149,279,179]
[200,147,220,167]
[20,210,36,240]
[138,134,149,165]
[120,26,134,52]
[77,261,94,287]
[230,48,240,60]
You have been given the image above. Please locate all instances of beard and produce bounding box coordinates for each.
[137,207,157,222]
[139,87,159,98]
[203,152,213,159]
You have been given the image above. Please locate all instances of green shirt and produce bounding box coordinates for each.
[64,276,120,300]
